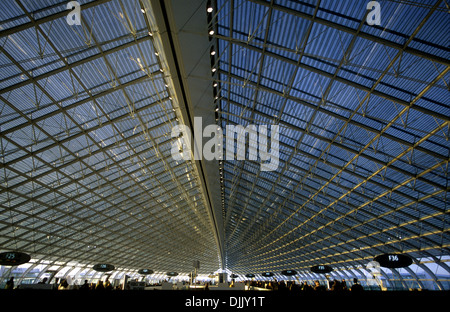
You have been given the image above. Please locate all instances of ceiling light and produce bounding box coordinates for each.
[207,0,213,13]
[213,82,218,87]
[212,68,216,73]
[209,29,215,36]
[141,8,145,13]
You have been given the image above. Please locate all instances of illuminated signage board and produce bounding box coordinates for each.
[281,270,297,276]
[374,254,413,268]
[311,265,333,274]
[93,264,115,272]
[0,252,31,266]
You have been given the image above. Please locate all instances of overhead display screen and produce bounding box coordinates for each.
[311,265,333,274]
[281,270,297,276]
[93,264,115,272]
[0,252,31,266]
[374,254,413,268]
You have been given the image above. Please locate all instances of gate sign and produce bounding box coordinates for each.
[374,254,413,268]
[93,263,115,272]
[0,252,31,266]
[281,270,297,276]
[311,265,333,274]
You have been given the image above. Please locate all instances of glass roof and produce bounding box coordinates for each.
[0,0,449,284]
[213,0,449,274]
[0,0,220,274]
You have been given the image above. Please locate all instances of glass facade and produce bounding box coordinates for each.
[1,255,448,290]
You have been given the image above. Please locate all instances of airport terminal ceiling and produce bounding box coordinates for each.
[0,0,449,282]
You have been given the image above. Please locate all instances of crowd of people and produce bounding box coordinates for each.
[4,275,365,292]
[3,276,123,291]
[75,279,122,291]
[243,278,364,292]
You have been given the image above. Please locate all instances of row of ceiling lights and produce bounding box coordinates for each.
[206,1,226,214]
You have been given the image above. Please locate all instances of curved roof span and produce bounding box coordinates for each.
[0,0,448,290]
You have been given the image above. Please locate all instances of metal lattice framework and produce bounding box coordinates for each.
[212,0,449,274]
[0,0,221,274]
[0,0,449,286]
